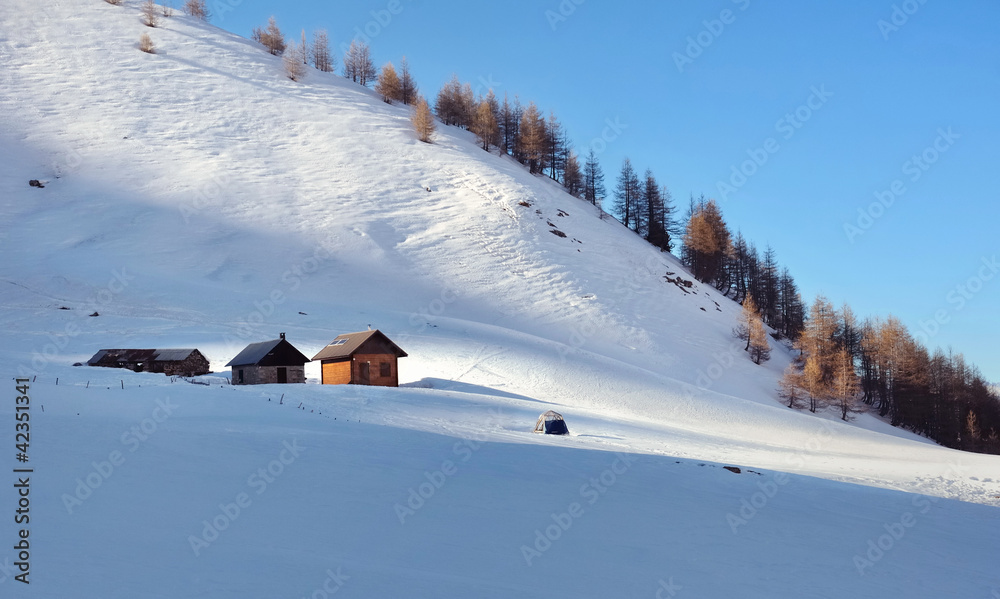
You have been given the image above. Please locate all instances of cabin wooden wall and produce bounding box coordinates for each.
[321,360,351,385]
[352,354,398,387]
[320,354,399,386]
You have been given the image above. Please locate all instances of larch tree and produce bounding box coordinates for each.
[343,40,376,86]
[252,17,285,55]
[434,76,464,126]
[283,40,306,81]
[832,347,860,420]
[518,102,545,173]
[499,93,520,157]
[544,112,565,181]
[312,30,334,72]
[412,96,435,143]
[563,151,583,198]
[613,158,641,229]
[803,354,827,413]
[583,149,605,207]
[748,317,771,365]
[682,198,732,286]
[733,294,761,351]
[399,56,417,105]
[141,0,159,27]
[471,99,499,151]
[778,362,806,409]
[183,0,208,20]
[375,62,401,103]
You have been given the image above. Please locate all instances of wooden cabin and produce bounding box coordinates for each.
[87,348,210,377]
[312,330,407,387]
[226,333,309,385]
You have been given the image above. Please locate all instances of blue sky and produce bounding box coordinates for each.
[210,0,1000,381]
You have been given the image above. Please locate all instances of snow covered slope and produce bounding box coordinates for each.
[1,2,999,597]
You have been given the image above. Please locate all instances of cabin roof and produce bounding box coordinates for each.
[88,349,201,365]
[312,330,407,361]
[226,337,309,367]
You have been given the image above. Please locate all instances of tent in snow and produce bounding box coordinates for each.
[534,410,569,435]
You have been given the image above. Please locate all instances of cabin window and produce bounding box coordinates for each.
[380,362,391,378]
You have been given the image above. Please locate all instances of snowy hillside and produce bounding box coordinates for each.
[1,2,999,597]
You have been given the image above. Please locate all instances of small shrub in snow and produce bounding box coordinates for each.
[141,0,159,27]
[104,0,123,5]
[139,32,155,54]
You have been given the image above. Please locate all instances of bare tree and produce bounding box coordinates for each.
[161,1,173,17]
[343,40,376,86]
[563,151,583,197]
[399,56,417,105]
[183,0,208,20]
[283,41,306,81]
[412,96,435,143]
[141,0,159,26]
[312,30,334,72]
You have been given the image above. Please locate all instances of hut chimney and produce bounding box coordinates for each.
[280,332,285,340]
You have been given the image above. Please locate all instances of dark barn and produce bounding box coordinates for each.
[87,348,210,377]
[226,333,309,385]
[312,330,407,387]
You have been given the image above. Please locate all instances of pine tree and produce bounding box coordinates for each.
[412,96,435,143]
[399,57,417,105]
[563,151,583,197]
[375,62,401,103]
[312,30,333,72]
